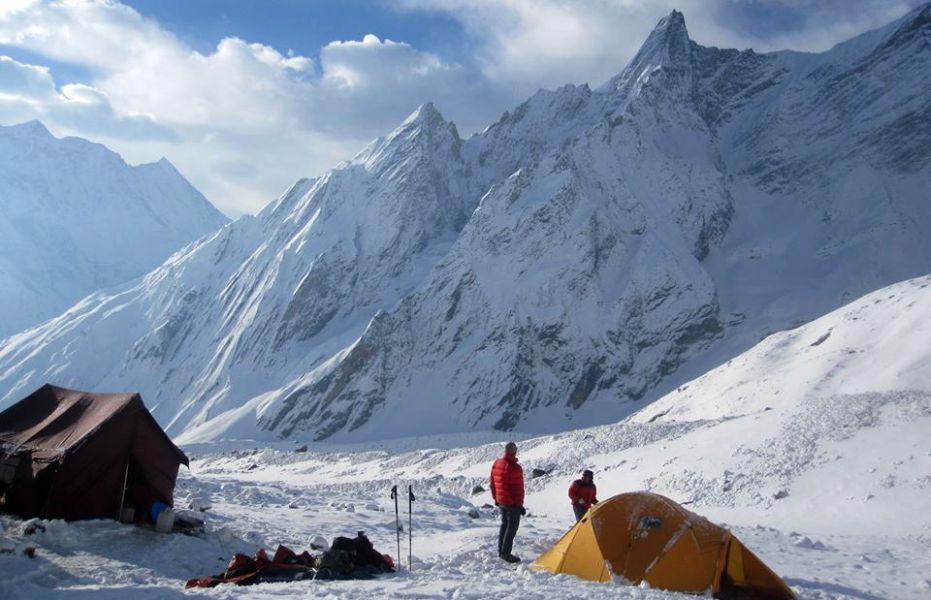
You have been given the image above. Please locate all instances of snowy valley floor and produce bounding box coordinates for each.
[1,422,929,600]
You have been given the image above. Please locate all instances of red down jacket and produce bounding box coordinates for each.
[568,479,598,510]
[490,454,524,507]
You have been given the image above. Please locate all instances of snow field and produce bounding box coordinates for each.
[4,378,929,600]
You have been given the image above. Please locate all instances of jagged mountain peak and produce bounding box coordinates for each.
[635,9,692,67]
[598,10,695,99]
[5,119,52,137]
[392,101,459,142]
[360,100,462,171]
[0,120,125,166]
[402,101,444,126]
[146,156,183,175]
[657,9,687,32]
[0,126,228,337]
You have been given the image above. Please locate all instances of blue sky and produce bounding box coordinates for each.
[0,0,925,216]
[121,0,469,65]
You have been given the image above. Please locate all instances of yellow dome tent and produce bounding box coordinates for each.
[531,492,794,599]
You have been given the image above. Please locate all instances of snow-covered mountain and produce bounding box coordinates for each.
[2,275,929,600]
[0,121,229,336]
[1,6,930,442]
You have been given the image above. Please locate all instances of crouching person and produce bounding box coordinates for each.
[490,441,525,563]
[569,469,598,522]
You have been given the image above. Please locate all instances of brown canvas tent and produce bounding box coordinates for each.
[532,491,794,599]
[0,384,188,521]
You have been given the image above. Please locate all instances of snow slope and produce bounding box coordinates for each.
[1,275,929,599]
[0,121,229,337]
[1,7,930,442]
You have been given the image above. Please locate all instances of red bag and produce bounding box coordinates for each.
[254,548,270,568]
[272,544,296,564]
[224,553,255,578]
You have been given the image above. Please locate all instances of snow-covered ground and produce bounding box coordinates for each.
[1,424,928,600]
[2,275,929,599]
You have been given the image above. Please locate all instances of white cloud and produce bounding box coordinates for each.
[0,0,923,216]
[392,0,673,90]
[718,0,925,53]
[0,54,171,138]
[0,0,512,215]
[0,1,481,215]
[0,0,177,70]
[0,0,38,18]
[394,0,925,88]
[59,83,108,105]
[0,55,55,98]
[101,37,314,133]
[310,34,507,137]
[0,55,54,124]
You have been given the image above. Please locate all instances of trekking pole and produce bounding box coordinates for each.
[408,484,415,571]
[390,485,401,571]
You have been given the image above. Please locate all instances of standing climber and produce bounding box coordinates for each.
[568,469,598,522]
[489,441,525,563]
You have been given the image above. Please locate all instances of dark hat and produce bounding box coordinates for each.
[582,469,594,478]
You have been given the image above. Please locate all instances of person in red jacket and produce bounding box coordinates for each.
[489,441,525,563]
[568,469,598,522]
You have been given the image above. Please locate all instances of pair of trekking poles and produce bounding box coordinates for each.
[389,485,415,572]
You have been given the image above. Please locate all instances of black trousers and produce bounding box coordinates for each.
[498,505,522,557]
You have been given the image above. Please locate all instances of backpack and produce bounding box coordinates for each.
[316,548,354,576]
[330,532,392,572]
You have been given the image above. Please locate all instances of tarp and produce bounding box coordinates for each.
[0,384,188,521]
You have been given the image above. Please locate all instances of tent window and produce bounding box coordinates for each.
[638,516,663,529]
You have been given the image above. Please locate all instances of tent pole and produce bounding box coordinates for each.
[117,462,129,520]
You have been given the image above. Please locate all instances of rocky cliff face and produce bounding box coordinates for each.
[1,6,930,442]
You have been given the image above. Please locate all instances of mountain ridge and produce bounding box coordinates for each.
[1,8,929,443]
[0,121,229,337]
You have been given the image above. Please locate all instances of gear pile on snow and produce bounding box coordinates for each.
[185,532,394,588]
